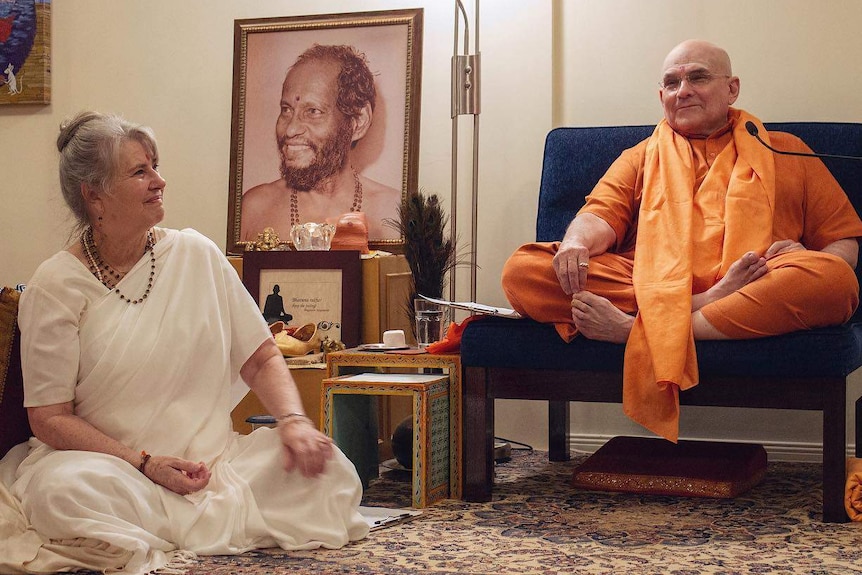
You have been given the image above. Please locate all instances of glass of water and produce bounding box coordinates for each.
[413,298,450,349]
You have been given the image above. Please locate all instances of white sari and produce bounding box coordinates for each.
[0,228,368,574]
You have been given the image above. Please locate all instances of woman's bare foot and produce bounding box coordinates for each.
[571,291,635,343]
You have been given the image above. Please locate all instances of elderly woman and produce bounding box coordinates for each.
[0,112,368,574]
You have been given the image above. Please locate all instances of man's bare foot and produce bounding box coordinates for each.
[701,251,767,305]
[571,291,635,343]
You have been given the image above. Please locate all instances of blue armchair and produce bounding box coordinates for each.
[460,123,862,522]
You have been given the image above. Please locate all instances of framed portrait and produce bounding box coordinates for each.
[242,250,362,348]
[0,0,51,105]
[227,8,423,254]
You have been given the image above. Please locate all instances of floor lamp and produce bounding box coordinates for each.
[451,0,480,302]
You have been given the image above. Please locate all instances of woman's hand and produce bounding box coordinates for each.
[142,455,211,495]
[277,419,334,478]
[28,402,211,496]
[241,340,335,478]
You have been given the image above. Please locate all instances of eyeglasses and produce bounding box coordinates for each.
[659,71,730,93]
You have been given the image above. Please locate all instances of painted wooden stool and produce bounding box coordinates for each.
[323,372,450,508]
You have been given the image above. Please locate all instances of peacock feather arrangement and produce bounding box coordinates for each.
[385,190,461,321]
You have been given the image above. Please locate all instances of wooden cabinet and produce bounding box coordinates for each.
[230,366,326,434]
[229,253,416,445]
[360,254,413,345]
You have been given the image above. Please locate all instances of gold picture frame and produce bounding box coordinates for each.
[227,9,423,254]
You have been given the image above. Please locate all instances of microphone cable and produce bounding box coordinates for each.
[745,121,862,161]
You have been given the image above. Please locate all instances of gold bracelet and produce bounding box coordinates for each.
[276,412,313,426]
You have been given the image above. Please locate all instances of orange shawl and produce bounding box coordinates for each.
[846,457,862,520]
[623,109,776,441]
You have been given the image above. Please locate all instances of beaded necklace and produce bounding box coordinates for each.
[289,169,362,227]
[81,226,156,305]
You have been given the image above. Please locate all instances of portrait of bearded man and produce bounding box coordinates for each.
[240,43,403,244]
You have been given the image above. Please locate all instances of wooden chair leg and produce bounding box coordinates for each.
[856,395,862,458]
[822,381,848,523]
[463,366,494,502]
[548,400,571,462]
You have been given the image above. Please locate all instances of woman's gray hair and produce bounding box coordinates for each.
[56,111,159,234]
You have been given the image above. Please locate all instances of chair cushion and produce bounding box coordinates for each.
[461,315,862,378]
[461,316,625,371]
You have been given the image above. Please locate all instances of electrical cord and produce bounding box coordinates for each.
[494,436,533,452]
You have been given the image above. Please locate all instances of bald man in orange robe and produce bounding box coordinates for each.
[502,40,862,441]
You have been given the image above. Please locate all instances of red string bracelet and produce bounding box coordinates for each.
[139,450,151,473]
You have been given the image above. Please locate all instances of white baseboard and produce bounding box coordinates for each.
[568,433,854,463]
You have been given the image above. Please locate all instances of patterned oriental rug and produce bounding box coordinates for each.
[80,450,862,575]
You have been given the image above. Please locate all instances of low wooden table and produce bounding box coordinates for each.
[324,372,450,508]
[325,349,462,503]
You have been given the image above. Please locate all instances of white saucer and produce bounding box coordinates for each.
[358,343,411,352]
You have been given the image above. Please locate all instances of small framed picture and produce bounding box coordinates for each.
[227,8,423,254]
[242,250,362,348]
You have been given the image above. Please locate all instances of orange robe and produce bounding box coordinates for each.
[845,457,862,521]
[502,109,862,441]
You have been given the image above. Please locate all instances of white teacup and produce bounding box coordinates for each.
[382,329,407,348]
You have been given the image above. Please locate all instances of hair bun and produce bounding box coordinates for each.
[57,111,101,152]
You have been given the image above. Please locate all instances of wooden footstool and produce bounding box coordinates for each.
[571,436,768,498]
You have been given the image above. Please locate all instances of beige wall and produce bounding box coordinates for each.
[2,0,861,456]
[558,0,862,127]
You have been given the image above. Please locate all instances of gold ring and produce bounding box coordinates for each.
[578,262,589,268]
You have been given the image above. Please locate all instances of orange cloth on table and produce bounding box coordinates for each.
[624,111,775,442]
[425,315,483,354]
[846,457,862,521]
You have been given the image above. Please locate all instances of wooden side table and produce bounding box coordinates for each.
[325,349,462,502]
[323,373,450,507]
